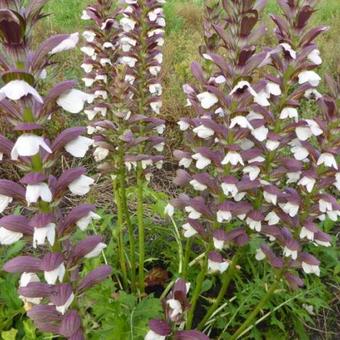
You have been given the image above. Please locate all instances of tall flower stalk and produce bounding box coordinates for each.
[0,1,111,338]
[81,0,166,294]
[167,0,337,335]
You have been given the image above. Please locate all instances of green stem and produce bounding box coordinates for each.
[182,238,192,279]
[137,165,145,294]
[186,255,208,329]
[118,150,136,293]
[113,177,128,289]
[197,250,241,330]
[230,274,282,340]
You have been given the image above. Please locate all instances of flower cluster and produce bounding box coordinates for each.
[145,279,209,340]
[168,0,338,330]
[0,1,111,338]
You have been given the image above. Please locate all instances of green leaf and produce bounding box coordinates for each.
[1,328,17,340]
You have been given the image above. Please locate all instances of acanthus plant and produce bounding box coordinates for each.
[0,0,111,338]
[165,0,338,337]
[81,0,166,294]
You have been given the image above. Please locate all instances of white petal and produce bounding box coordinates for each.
[85,242,107,258]
[44,263,65,284]
[76,211,101,231]
[0,227,23,245]
[33,223,56,248]
[57,89,93,114]
[298,71,321,87]
[68,175,94,196]
[65,136,93,158]
[50,33,79,54]
[197,92,218,109]
[0,194,13,213]
[56,293,75,315]
[0,80,43,103]
[26,183,52,205]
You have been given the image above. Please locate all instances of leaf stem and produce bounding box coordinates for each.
[137,165,145,294]
[197,250,241,330]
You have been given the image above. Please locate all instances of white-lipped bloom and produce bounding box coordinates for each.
[192,125,214,139]
[164,203,174,217]
[221,151,244,166]
[280,43,296,59]
[68,175,94,196]
[65,136,93,158]
[0,226,23,245]
[0,80,43,103]
[0,194,13,213]
[192,153,211,169]
[177,120,190,131]
[255,248,266,261]
[150,101,162,114]
[26,183,53,206]
[33,223,56,248]
[120,17,136,32]
[82,30,96,43]
[44,262,65,284]
[280,107,298,122]
[182,223,198,238]
[243,166,260,181]
[295,119,323,141]
[56,292,75,315]
[298,70,321,87]
[184,206,201,220]
[302,262,320,276]
[317,153,338,170]
[246,217,261,232]
[80,46,96,57]
[57,89,94,114]
[307,49,322,65]
[216,210,232,223]
[93,146,109,162]
[299,227,314,241]
[19,272,42,305]
[265,211,280,225]
[50,33,79,54]
[11,134,52,160]
[208,259,229,273]
[197,91,219,109]
[85,243,107,258]
[190,179,207,191]
[283,246,298,260]
[263,191,277,205]
[230,116,253,130]
[76,211,101,231]
[145,330,166,340]
[251,125,269,142]
[279,201,299,217]
[298,176,316,193]
[81,63,94,73]
[221,183,238,197]
[166,299,182,319]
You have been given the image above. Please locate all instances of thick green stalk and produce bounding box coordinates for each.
[186,256,208,329]
[113,177,128,289]
[230,274,282,340]
[182,238,192,279]
[118,149,137,293]
[137,166,145,293]
[197,250,241,330]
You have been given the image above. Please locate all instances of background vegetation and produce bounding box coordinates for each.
[0,0,339,339]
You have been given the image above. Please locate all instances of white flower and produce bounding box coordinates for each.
[179,157,192,168]
[81,10,91,20]
[304,89,322,100]
[82,77,96,87]
[251,126,269,142]
[0,80,43,103]
[197,92,218,109]
[178,120,190,131]
[167,299,182,319]
[0,227,23,245]
[65,136,93,158]
[76,211,101,231]
[315,239,331,247]
[213,238,224,250]
[221,183,238,197]
[193,125,214,139]
[317,153,338,170]
[221,151,244,166]
[154,53,163,64]
[298,71,321,87]
[93,147,109,162]
[149,66,161,76]
[217,210,232,223]
[265,211,280,225]
[296,119,322,141]
[82,30,96,42]
[266,140,280,151]
[319,199,332,213]
[208,259,229,273]
[298,176,316,193]
[80,46,96,57]
[26,183,52,206]
[11,134,52,160]
[283,247,297,260]
[302,262,320,276]
[230,116,253,130]
[192,153,211,169]
[334,173,340,191]
[150,101,162,114]
[81,63,93,73]
[145,330,166,340]
[100,58,112,66]
[291,144,309,161]
[286,171,301,184]
[153,142,164,152]
[149,83,162,96]
[0,194,13,213]
[300,227,314,241]
[56,293,75,315]
[263,191,277,205]
[190,179,207,191]
[120,17,136,32]
[182,223,197,238]
[280,107,298,122]
[279,202,299,217]
[95,90,108,100]
[44,263,65,284]
[68,175,94,196]
[33,223,56,248]
[185,206,201,219]
[103,42,114,49]
[246,217,261,232]
[19,273,41,305]
[50,33,79,54]
[307,49,322,65]
[164,203,174,217]
[57,89,94,114]
[280,43,296,59]
[85,242,107,258]
[243,166,260,181]
[255,248,266,261]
